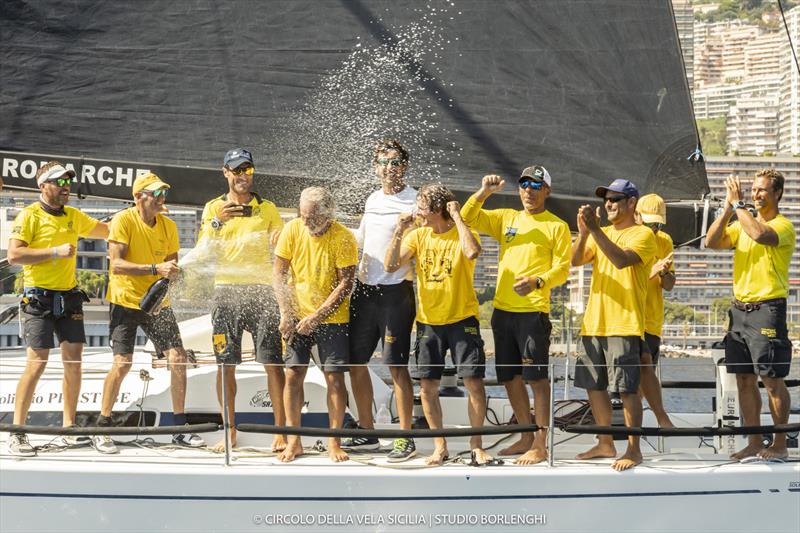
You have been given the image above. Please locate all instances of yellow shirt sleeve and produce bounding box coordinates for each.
[74,209,99,237]
[460,194,505,241]
[538,221,571,288]
[108,210,132,246]
[335,226,359,268]
[10,208,35,244]
[274,219,295,260]
[725,221,741,248]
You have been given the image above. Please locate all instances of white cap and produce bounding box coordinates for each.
[37,165,76,186]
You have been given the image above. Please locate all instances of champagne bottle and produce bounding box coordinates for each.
[139,278,170,315]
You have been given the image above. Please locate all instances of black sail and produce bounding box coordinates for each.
[0,0,708,242]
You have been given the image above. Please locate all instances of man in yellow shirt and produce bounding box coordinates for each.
[198,148,286,453]
[460,167,570,464]
[273,187,358,463]
[385,184,493,466]
[90,173,203,454]
[705,168,795,461]
[636,194,674,428]
[571,179,656,471]
[7,161,108,456]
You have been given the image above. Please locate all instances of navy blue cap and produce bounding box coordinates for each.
[595,178,639,199]
[224,148,254,169]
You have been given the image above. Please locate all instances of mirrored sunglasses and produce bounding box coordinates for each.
[47,177,73,187]
[230,166,255,176]
[519,179,544,190]
[377,157,405,167]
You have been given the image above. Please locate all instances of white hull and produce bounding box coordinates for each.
[1,316,798,532]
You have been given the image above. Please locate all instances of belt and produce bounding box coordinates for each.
[732,298,785,312]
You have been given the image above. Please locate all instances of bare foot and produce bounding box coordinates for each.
[210,430,237,453]
[499,436,534,456]
[576,443,616,460]
[278,441,304,463]
[730,443,762,461]
[424,448,449,466]
[612,449,642,471]
[656,416,675,429]
[514,447,547,465]
[271,434,287,453]
[328,441,349,463]
[757,446,788,460]
[472,448,494,465]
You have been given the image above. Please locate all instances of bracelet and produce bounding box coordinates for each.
[151,264,157,276]
[52,248,58,259]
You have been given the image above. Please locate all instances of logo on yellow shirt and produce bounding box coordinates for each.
[422,250,452,283]
[504,226,518,243]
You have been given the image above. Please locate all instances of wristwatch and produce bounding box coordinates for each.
[732,200,746,211]
[535,277,544,289]
[210,217,224,230]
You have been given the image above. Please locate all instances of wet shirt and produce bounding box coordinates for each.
[725,215,795,302]
[106,207,179,310]
[461,195,570,313]
[10,202,99,291]
[402,225,480,326]
[198,195,284,286]
[581,225,656,338]
[644,230,675,337]
[354,186,417,285]
[274,218,358,324]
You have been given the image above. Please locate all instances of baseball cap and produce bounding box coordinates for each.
[595,178,639,199]
[132,173,170,197]
[637,193,666,224]
[224,148,254,169]
[519,165,552,187]
[37,164,76,186]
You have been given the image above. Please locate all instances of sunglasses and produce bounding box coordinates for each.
[47,178,73,187]
[645,222,664,230]
[605,195,629,203]
[143,188,169,198]
[229,166,255,176]
[376,157,405,167]
[519,179,544,190]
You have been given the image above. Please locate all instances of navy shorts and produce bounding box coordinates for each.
[491,308,551,382]
[414,316,485,380]
[109,304,183,356]
[349,280,415,366]
[574,335,641,394]
[641,333,661,365]
[725,299,792,379]
[284,323,350,373]
[21,289,86,349]
[211,285,282,365]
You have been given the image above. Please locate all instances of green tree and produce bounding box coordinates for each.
[711,295,732,324]
[664,301,696,325]
[478,300,494,328]
[697,117,728,156]
[76,270,108,298]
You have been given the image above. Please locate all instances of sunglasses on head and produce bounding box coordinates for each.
[519,179,544,190]
[229,166,255,176]
[605,195,629,203]
[143,188,169,198]
[47,177,73,187]
[376,157,405,167]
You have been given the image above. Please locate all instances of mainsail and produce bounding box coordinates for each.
[1,0,708,242]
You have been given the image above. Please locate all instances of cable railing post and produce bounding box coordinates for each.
[656,358,664,454]
[548,361,555,467]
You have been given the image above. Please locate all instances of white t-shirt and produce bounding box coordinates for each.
[355,186,417,285]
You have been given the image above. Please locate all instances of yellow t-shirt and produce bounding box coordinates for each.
[274,218,358,324]
[106,207,180,310]
[198,195,284,285]
[9,202,99,291]
[581,224,656,338]
[726,215,796,302]
[402,225,480,326]
[644,230,675,337]
[461,195,570,313]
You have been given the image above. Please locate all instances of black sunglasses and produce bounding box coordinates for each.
[605,195,629,203]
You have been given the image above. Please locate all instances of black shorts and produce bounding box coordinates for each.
[574,336,641,394]
[21,289,86,349]
[725,299,792,379]
[491,309,551,382]
[641,333,661,365]
[414,317,485,380]
[109,304,183,356]
[211,285,282,365]
[284,323,350,373]
[349,280,415,366]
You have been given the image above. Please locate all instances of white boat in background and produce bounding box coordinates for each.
[1,316,798,533]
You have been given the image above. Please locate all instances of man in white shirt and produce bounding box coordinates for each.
[345,139,418,462]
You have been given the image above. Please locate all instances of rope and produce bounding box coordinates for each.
[564,422,800,438]
[236,423,541,439]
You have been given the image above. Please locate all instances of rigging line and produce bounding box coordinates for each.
[778,0,800,76]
